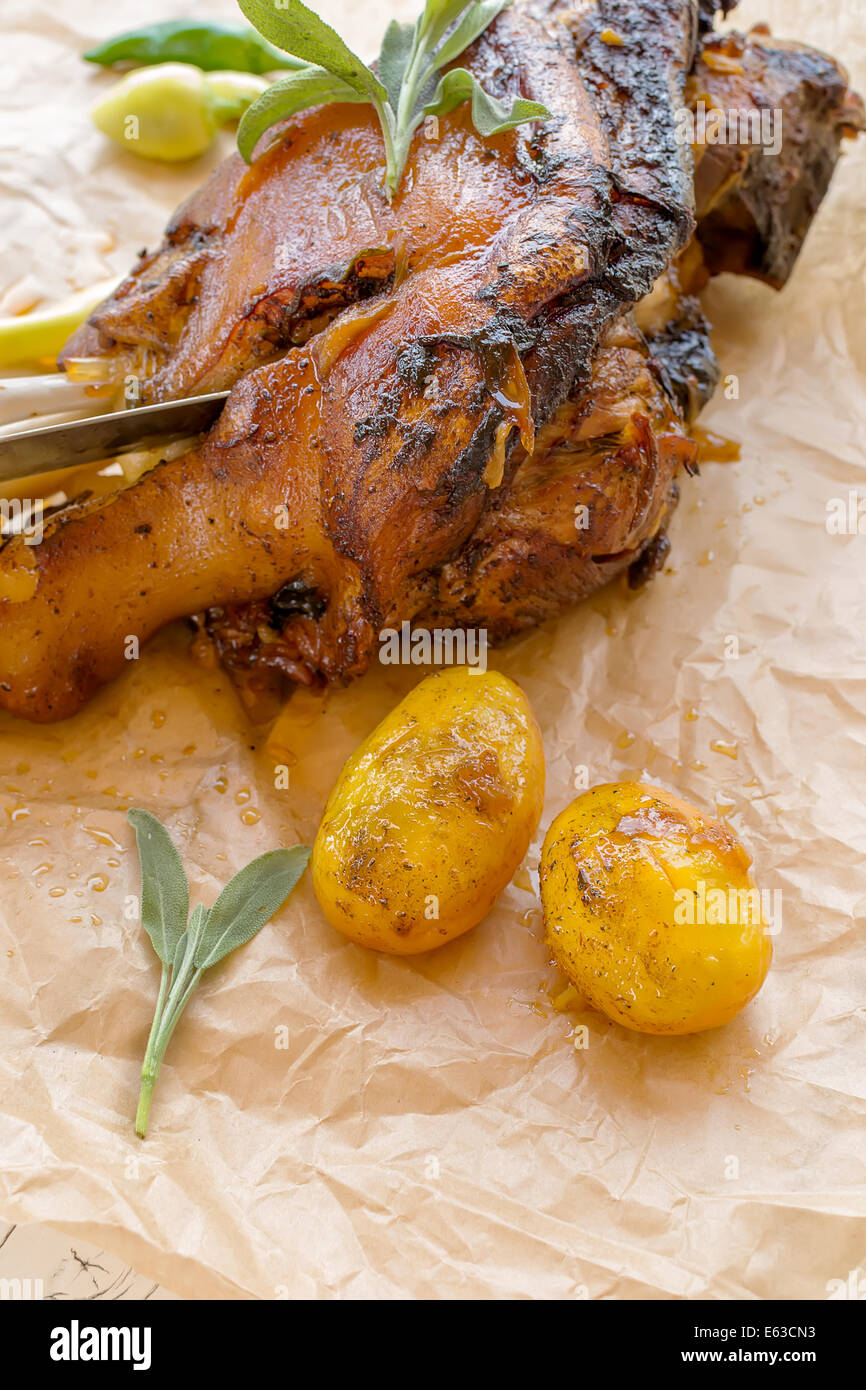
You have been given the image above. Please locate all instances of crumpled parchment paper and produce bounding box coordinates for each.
[0,0,864,1300]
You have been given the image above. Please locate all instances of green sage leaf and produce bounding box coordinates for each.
[377,19,418,112]
[238,65,366,161]
[237,0,385,105]
[186,902,211,957]
[433,0,511,68]
[419,0,477,48]
[425,67,549,136]
[195,846,311,970]
[169,903,210,983]
[127,808,189,966]
[83,19,305,74]
[171,922,192,979]
[238,0,551,199]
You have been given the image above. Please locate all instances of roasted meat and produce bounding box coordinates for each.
[687,25,865,286]
[0,0,860,722]
[201,309,703,714]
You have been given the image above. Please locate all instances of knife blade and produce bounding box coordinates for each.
[0,390,230,483]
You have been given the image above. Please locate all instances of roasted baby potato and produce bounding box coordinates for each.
[311,667,545,954]
[540,782,773,1034]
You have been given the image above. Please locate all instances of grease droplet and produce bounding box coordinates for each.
[710,740,739,760]
[85,826,123,850]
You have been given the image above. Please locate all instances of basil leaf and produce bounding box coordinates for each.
[425,67,549,136]
[433,0,511,68]
[238,65,366,162]
[238,0,385,105]
[83,19,305,74]
[378,20,418,112]
[194,846,310,970]
[127,808,189,966]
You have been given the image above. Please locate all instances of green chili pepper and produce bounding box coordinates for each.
[83,19,306,75]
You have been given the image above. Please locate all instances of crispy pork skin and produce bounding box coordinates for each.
[199,314,702,717]
[60,0,698,402]
[1,0,701,721]
[0,1,861,722]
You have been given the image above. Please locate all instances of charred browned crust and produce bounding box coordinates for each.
[688,27,865,286]
[0,0,860,722]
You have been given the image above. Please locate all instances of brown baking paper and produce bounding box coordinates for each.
[1,0,865,1300]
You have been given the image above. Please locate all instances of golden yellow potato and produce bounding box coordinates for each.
[539,782,773,1034]
[311,667,545,954]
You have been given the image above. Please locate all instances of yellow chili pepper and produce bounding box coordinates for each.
[0,279,118,369]
[91,63,269,163]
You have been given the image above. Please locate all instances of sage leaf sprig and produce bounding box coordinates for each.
[84,19,307,74]
[127,808,310,1139]
[237,0,551,198]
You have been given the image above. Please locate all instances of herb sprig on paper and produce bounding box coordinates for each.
[127,809,309,1139]
[236,0,551,198]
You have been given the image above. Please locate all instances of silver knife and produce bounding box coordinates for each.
[0,391,230,483]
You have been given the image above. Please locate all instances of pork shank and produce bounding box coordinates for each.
[0,0,860,720]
